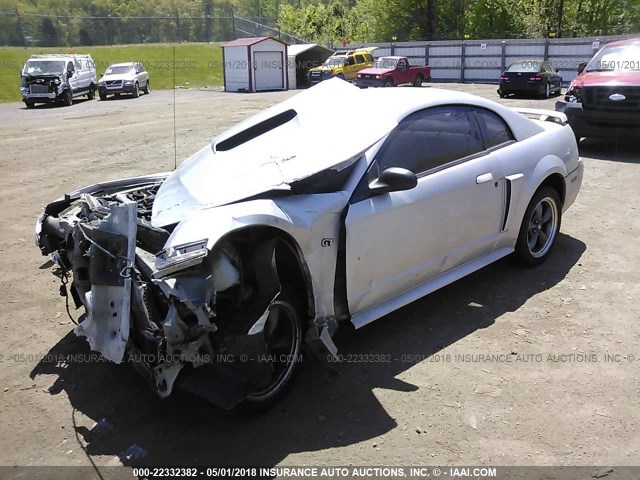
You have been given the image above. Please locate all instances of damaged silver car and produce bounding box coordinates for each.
[36,79,583,411]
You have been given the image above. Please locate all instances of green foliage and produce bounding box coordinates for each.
[0,0,638,47]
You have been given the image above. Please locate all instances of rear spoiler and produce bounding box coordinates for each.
[514,107,567,125]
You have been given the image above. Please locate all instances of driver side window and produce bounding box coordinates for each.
[373,106,484,177]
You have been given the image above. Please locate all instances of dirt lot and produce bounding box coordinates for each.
[0,84,638,474]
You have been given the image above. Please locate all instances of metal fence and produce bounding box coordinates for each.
[345,34,638,85]
[0,11,307,47]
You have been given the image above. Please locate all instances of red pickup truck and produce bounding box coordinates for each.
[556,37,640,140]
[355,56,431,88]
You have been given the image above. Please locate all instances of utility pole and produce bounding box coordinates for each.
[15,6,27,49]
[557,0,564,37]
[175,10,181,43]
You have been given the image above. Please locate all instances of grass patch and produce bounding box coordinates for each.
[0,43,224,102]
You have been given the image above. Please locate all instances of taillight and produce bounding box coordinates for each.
[500,73,508,80]
[532,74,542,80]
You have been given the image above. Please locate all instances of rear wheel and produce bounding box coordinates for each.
[235,285,305,414]
[544,82,551,98]
[514,187,562,266]
[413,74,423,87]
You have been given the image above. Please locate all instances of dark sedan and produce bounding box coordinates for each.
[498,60,562,98]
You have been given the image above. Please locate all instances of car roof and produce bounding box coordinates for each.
[108,62,136,68]
[603,37,640,47]
[212,79,542,159]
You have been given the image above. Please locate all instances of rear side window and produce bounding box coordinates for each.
[365,54,373,62]
[375,106,484,175]
[474,108,514,148]
[355,54,365,64]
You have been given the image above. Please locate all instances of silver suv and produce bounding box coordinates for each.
[97,62,150,100]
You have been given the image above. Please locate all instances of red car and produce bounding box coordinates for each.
[556,38,640,140]
[356,56,430,88]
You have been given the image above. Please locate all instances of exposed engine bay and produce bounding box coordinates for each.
[36,177,322,410]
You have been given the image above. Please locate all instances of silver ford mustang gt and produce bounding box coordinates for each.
[35,79,583,411]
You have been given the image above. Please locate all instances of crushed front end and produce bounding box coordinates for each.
[35,175,293,409]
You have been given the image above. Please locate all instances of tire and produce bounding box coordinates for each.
[413,74,423,87]
[62,90,73,106]
[87,85,95,100]
[544,82,551,99]
[143,79,150,94]
[514,187,562,266]
[336,74,345,81]
[25,100,35,109]
[234,285,305,414]
[384,78,394,87]
[132,82,139,98]
[498,89,506,98]
[99,91,107,101]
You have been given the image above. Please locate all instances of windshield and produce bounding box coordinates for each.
[325,57,345,68]
[105,65,134,75]
[506,62,541,73]
[23,60,65,76]
[587,44,640,72]
[373,58,398,69]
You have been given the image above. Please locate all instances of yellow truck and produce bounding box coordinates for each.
[308,48,375,85]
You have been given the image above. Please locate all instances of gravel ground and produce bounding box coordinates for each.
[0,83,638,474]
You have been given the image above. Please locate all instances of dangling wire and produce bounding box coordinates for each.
[60,271,78,326]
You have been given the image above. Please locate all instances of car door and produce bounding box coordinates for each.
[396,58,411,84]
[543,62,561,91]
[345,105,506,315]
[66,60,81,95]
[135,62,146,86]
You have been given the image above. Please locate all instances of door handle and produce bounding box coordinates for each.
[476,173,494,184]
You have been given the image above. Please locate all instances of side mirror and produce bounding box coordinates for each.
[577,62,587,74]
[369,167,417,195]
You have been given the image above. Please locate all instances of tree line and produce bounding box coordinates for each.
[0,0,638,47]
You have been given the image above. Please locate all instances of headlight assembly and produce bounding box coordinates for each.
[566,87,581,103]
[155,239,208,277]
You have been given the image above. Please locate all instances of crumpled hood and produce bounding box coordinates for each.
[151,79,397,227]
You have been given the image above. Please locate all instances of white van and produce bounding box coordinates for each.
[20,54,97,108]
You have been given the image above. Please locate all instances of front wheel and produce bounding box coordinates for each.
[87,86,95,100]
[25,100,35,109]
[235,285,304,414]
[132,82,139,98]
[143,79,150,94]
[413,74,423,87]
[543,82,551,99]
[384,78,394,87]
[62,90,73,106]
[514,187,562,266]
